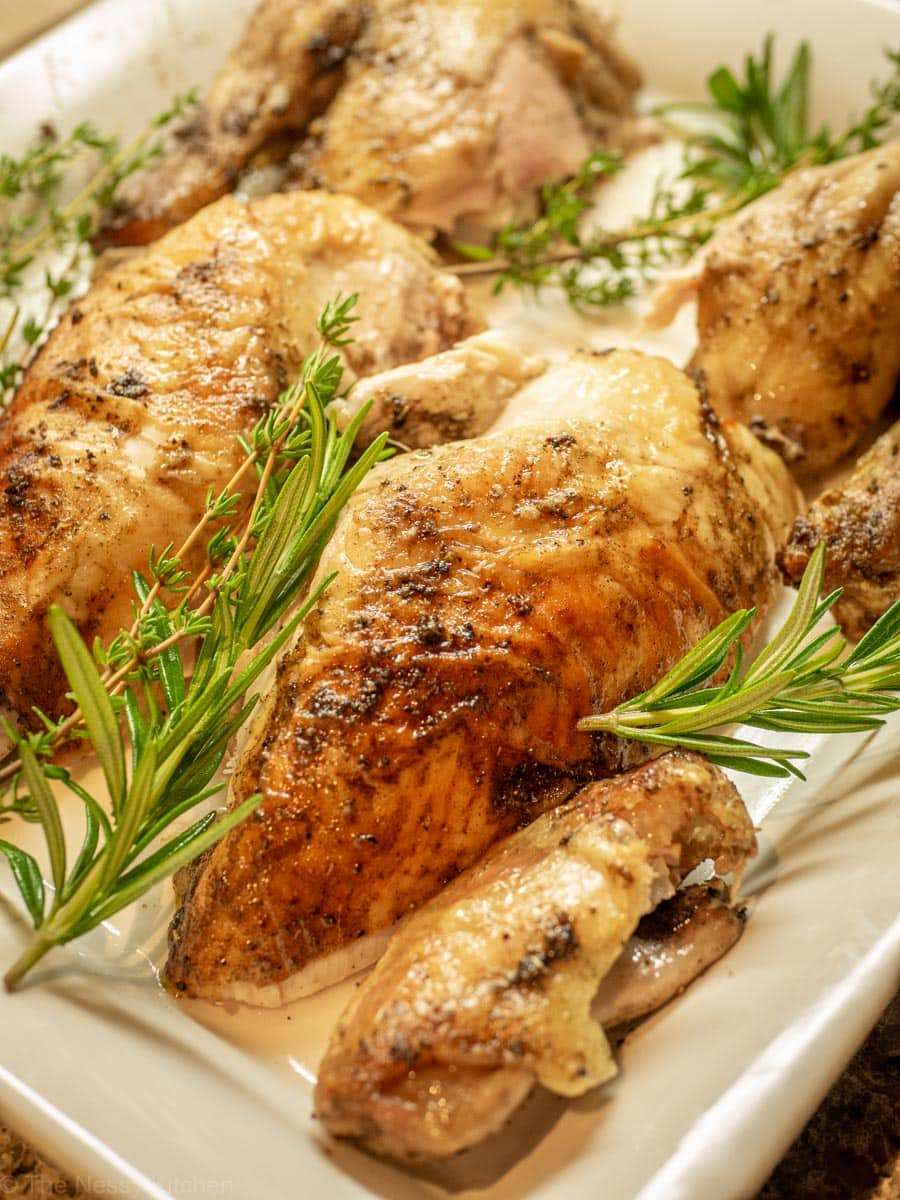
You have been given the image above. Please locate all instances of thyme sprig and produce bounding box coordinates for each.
[0,296,388,989]
[454,40,899,309]
[453,153,711,310]
[0,91,197,400]
[578,544,900,778]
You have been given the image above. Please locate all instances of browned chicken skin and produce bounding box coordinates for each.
[780,420,900,639]
[314,751,754,1162]
[165,349,800,1006]
[0,191,480,726]
[683,142,900,482]
[97,0,642,248]
[95,0,366,248]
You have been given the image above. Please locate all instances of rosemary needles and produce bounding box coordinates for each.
[579,543,900,778]
[0,297,388,989]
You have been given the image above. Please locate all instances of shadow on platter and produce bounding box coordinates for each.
[321,1076,619,1198]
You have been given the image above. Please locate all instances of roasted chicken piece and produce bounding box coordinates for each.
[780,420,900,640]
[97,0,642,248]
[166,348,800,1005]
[0,191,480,726]
[661,142,900,483]
[96,0,367,248]
[288,0,643,235]
[314,751,754,1162]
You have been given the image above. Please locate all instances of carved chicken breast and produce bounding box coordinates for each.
[97,0,642,247]
[686,142,900,482]
[0,191,480,726]
[165,349,800,1005]
[780,420,900,640]
[314,751,754,1161]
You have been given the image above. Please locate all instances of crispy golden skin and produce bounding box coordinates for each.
[97,0,641,247]
[780,420,900,640]
[0,191,480,725]
[165,350,799,1005]
[314,751,753,1162]
[688,142,900,483]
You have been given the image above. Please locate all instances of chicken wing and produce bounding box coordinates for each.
[314,751,754,1162]
[780,420,900,640]
[97,0,642,248]
[0,191,480,726]
[165,349,800,1005]
[96,0,367,248]
[686,142,900,482]
[332,331,547,449]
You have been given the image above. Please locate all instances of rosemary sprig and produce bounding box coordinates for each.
[454,40,899,309]
[578,543,900,778]
[0,91,197,401]
[667,39,900,201]
[0,296,388,989]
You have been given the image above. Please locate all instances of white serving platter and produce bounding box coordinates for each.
[0,2,898,1198]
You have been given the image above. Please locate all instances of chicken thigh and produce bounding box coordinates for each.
[97,0,642,247]
[0,190,480,726]
[780,420,900,639]
[685,142,900,482]
[165,348,800,1005]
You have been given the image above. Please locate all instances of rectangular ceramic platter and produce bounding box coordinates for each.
[0,1,898,1198]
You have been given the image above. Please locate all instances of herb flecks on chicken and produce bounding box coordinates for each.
[331,330,547,450]
[685,141,900,482]
[781,422,900,640]
[0,304,390,991]
[315,751,754,1162]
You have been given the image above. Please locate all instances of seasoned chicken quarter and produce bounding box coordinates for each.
[97,0,643,246]
[780,419,900,639]
[166,349,800,1006]
[683,142,900,482]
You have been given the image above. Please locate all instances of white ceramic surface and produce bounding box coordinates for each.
[0,2,898,1198]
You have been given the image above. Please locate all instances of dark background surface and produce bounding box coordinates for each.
[758,991,899,1200]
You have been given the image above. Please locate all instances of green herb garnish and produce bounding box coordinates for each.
[670,39,900,201]
[0,91,197,401]
[578,543,900,778]
[0,295,388,990]
[453,151,707,311]
[454,40,900,309]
